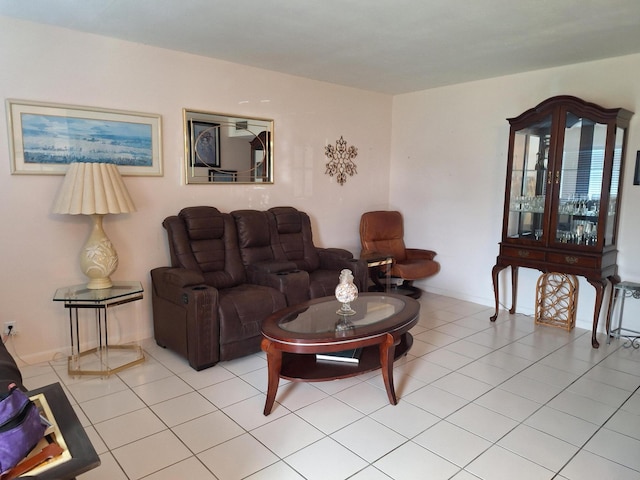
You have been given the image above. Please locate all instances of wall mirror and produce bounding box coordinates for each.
[183,109,273,184]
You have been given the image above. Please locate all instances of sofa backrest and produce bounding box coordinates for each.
[268,206,320,272]
[231,209,278,266]
[163,206,246,289]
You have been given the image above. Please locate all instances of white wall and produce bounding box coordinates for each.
[392,54,640,333]
[0,17,392,363]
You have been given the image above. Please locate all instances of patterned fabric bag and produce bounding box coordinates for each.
[0,385,46,474]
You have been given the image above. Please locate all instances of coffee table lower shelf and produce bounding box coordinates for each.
[263,332,413,415]
[279,333,413,380]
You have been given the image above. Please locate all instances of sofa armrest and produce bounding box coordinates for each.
[150,267,205,302]
[316,248,354,269]
[150,267,220,370]
[318,247,353,262]
[246,267,310,306]
[246,261,298,274]
[160,267,205,287]
[316,250,368,293]
[405,248,437,261]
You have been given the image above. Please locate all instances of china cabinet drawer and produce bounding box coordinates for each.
[547,253,598,269]
[501,247,545,261]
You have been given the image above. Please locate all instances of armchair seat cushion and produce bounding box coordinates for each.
[392,258,440,280]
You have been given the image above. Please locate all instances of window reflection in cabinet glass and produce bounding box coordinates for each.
[605,127,625,245]
[555,115,607,246]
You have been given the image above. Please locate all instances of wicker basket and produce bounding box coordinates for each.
[535,273,579,331]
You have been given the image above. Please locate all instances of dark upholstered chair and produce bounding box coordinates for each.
[268,206,368,299]
[359,210,439,291]
[151,206,287,370]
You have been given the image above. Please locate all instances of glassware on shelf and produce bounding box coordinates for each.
[559,195,600,216]
[510,195,545,213]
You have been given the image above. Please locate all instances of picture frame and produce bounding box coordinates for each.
[634,150,640,186]
[183,109,274,184]
[6,99,163,176]
[188,120,221,168]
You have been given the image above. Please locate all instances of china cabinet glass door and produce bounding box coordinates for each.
[551,112,607,248]
[605,127,625,245]
[507,114,551,242]
[550,113,625,249]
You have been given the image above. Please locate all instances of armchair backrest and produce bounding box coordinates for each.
[359,210,408,262]
[268,207,320,272]
[163,206,246,289]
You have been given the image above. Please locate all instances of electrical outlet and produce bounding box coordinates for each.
[3,321,16,336]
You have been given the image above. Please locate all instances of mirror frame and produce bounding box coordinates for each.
[183,109,274,184]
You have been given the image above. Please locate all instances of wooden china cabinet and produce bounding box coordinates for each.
[490,95,633,348]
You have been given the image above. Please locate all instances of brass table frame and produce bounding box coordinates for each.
[53,281,145,376]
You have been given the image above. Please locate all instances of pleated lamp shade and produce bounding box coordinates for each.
[53,162,135,215]
[53,162,136,289]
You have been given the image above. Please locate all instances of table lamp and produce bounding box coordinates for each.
[52,162,136,289]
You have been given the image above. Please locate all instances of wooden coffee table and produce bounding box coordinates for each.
[261,293,420,415]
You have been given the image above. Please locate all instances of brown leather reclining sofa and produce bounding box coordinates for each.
[151,206,367,370]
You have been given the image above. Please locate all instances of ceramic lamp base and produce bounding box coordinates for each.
[80,214,118,290]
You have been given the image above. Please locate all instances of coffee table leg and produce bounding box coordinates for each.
[380,333,398,405]
[261,338,282,416]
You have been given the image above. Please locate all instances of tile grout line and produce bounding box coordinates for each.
[551,382,640,479]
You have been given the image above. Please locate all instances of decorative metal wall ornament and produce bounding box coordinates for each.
[325,136,357,185]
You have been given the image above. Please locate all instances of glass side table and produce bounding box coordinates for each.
[53,281,145,375]
[606,281,640,349]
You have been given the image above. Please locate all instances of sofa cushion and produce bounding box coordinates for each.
[269,207,320,271]
[232,210,276,265]
[173,207,247,289]
[181,207,225,241]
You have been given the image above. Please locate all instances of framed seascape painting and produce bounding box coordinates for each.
[6,100,163,176]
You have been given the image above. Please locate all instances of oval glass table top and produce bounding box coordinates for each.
[262,293,420,343]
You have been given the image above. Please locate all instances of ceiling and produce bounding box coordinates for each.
[2,0,640,95]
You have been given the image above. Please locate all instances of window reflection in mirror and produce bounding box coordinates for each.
[183,109,273,184]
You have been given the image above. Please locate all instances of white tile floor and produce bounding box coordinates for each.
[19,293,640,480]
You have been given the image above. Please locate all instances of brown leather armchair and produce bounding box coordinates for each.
[359,210,439,293]
[151,206,287,370]
[268,206,368,298]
